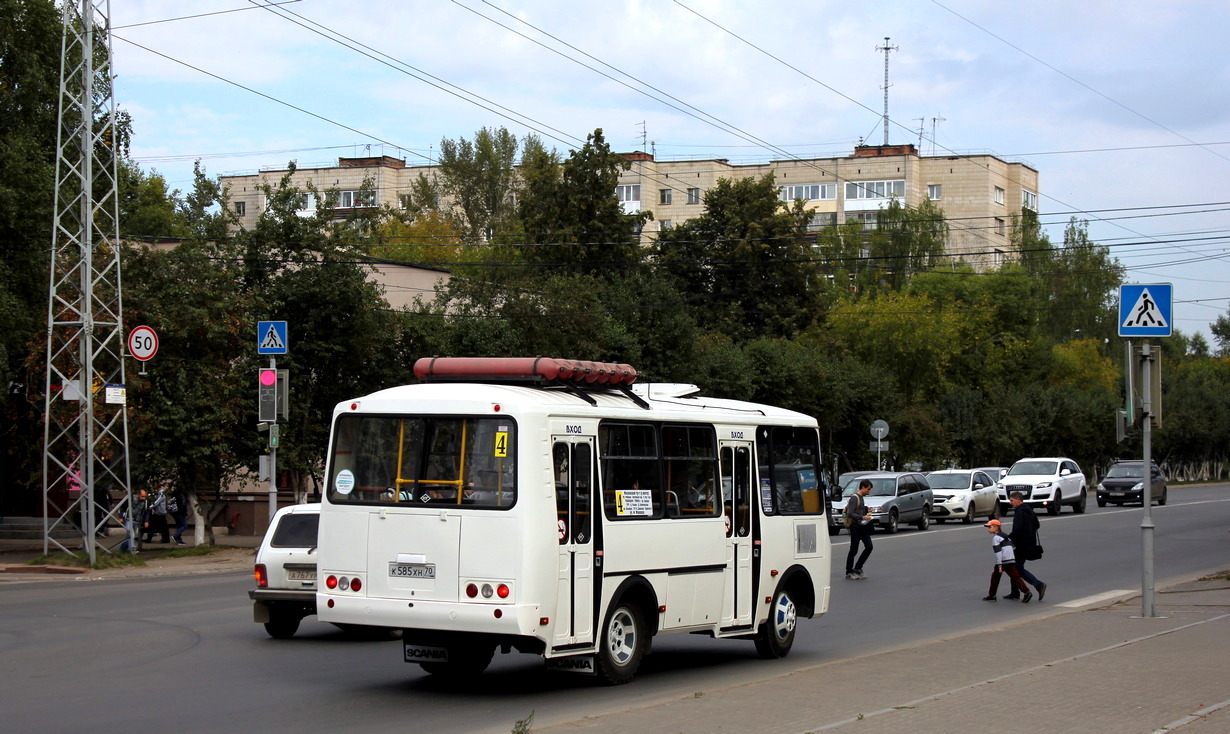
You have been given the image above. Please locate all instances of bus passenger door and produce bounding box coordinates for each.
[553,438,595,648]
[721,442,755,629]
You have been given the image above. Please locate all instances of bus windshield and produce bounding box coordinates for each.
[326,414,516,508]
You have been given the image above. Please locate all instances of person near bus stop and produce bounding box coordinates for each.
[1005,491,1047,601]
[983,519,1031,603]
[144,488,171,544]
[844,479,874,580]
[168,487,189,546]
[121,489,149,553]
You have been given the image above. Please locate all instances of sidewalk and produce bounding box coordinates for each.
[538,573,1230,734]
[0,530,259,580]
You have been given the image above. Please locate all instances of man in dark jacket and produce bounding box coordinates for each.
[1006,491,1047,600]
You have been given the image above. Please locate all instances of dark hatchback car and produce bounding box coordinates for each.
[1096,461,1167,507]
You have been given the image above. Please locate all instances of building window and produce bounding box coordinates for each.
[1022,189,1037,211]
[993,249,1005,268]
[616,184,641,214]
[659,219,672,231]
[338,190,376,208]
[995,217,1006,236]
[295,193,317,218]
[845,180,905,200]
[807,211,837,231]
[687,187,701,204]
[398,193,413,210]
[615,184,640,202]
[234,201,246,216]
[848,212,878,230]
[780,183,836,202]
[659,188,672,205]
[994,186,1005,205]
[927,184,942,201]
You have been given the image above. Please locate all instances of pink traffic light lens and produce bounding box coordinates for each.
[259,369,277,386]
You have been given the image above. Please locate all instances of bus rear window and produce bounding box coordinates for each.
[327,415,516,508]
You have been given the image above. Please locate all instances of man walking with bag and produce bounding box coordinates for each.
[1006,491,1047,601]
[844,479,874,580]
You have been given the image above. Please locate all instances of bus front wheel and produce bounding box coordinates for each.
[595,601,646,685]
[754,586,797,659]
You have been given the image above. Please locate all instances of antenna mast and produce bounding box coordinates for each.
[930,115,947,155]
[877,37,899,146]
[44,0,132,564]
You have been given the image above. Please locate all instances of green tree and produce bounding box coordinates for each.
[435,126,520,241]
[654,174,818,340]
[118,160,183,239]
[518,129,648,273]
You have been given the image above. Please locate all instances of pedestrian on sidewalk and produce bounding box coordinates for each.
[983,519,1031,603]
[168,488,189,546]
[121,489,149,553]
[145,488,171,544]
[844,479,874,580]
[1006,492,1047,601]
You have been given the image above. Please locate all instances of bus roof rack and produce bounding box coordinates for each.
[412,357,649,409]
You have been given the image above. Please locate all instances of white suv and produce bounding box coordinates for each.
[249,503,321,638]
[997,457,1087,516]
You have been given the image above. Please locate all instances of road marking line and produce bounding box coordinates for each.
[1056,589,1134,608]
[802,613,1230,732]
[1154,696,1230,733]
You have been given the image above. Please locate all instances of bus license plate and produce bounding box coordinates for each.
[389,562,435,579]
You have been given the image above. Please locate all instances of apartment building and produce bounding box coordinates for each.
[220,144,1038,268]
[620,144,1038,268]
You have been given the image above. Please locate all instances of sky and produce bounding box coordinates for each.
[109,0,1230,341]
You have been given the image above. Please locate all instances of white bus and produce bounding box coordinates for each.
[316,358,831,684]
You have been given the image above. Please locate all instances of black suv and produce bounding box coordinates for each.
[1096,460,1167,507]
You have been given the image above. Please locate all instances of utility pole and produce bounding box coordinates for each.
[43,1,132,564]
[877,37,899,146]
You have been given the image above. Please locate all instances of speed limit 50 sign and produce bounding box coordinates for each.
[127,325,159,362]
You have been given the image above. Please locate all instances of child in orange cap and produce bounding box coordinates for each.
[983,519,1031,603]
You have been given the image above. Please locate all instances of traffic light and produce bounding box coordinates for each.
[258,368,277,422]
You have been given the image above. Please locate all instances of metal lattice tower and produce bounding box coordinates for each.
[876,37,898,146]
[43,0,132,564]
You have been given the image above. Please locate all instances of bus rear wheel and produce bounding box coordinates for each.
[754,586,797,659]
[595,601,646,685]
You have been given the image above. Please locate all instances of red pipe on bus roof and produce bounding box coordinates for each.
[412,357,638,386]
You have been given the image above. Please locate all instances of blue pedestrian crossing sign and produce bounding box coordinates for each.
[1118,284,1172,337]
[257,321,288,354]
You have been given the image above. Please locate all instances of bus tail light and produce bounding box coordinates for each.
[350,577,362,592]
[466,583,479,598]
[326,575,338,589]
[339,576,350,591]
[255,564,268,588]
[496,584,510,599]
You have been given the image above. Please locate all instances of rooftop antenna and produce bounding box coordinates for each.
[930,115,947,155]
[876,37,899,146]
[915,117,926,150]
[636,121,647,153]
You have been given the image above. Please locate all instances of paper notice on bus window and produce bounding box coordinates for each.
[615,489,653,516]
[760,478,773,513]
[494,432,508,457]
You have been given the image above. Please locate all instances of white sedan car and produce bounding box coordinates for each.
[927,469,999,524]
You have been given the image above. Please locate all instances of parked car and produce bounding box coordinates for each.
[927,469,999,523]
[829,472,932,534]
[996,457,1088,516]
[1097,460,1167,507]
[975,466,1008,482]
[249,503,322,638]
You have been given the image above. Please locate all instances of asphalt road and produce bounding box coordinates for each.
[1,484,1226,734]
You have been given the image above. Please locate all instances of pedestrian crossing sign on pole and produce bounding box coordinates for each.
[257,321,289,354]
[1118,284,1172,338]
